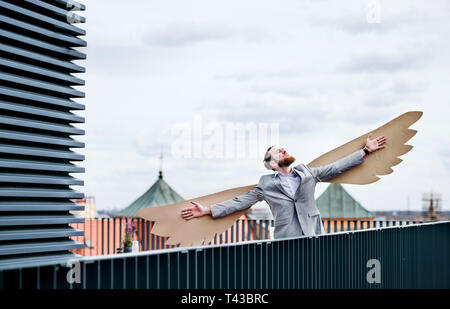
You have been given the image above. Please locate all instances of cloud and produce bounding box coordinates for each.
[215,70,303,82]
[133,126,173,157]
[81,0,450,212]
[310,14,394,35]
[197,99,326,135]
[143,23,267,47]
[86,45,158,76]
[308,0,450,36]
[144,23,233,47]
[340,51,429,73]
[208,70,426,130]
[439,143,450,172]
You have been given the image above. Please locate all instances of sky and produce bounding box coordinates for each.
[71,0,450,212]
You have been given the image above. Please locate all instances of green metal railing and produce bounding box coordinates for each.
[71,218,423,256]
[0,221,448,289]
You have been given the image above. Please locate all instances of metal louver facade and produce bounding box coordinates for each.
[0,0,86,270]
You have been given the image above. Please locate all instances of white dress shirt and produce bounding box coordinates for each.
[274,168,302,198]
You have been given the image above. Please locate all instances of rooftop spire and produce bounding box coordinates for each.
[158,146,163,179]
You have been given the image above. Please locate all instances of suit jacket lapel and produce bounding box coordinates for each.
[272,176,294,200]
[292,167,305,199]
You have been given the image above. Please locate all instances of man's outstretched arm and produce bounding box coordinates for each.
[181,178,264,220]
[209,184,264,218]
[307,133,387,182]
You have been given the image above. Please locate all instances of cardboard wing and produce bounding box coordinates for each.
[137,111,422,247]
[136,185,257,247]
[307,111,423,184]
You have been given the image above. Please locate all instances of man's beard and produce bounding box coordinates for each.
[278,156,296,167]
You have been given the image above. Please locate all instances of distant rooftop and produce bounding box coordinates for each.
[316,183,373,218]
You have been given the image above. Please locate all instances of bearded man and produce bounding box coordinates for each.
[181,134,386,239]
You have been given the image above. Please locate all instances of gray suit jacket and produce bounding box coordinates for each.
[210,149,365,239]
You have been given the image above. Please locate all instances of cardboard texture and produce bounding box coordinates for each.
[136,185,256,247]
[307,111,423,184]
[137,111,422,247]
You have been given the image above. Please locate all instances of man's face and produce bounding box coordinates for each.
[269,146,296,168]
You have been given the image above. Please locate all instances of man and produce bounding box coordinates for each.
[181,134,386,239]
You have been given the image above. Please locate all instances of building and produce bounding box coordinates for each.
[0,1,86,269]
[316,183,374,232]
[71,196,97,218]
[316,183,373,219]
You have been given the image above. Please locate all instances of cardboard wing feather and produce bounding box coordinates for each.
[307,111,423,184]
[136,185,257,247]
[137,111,422,247]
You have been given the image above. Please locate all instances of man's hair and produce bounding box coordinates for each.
[263,146,275,170]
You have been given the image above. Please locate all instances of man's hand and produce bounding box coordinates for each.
[365,133,387,154]
[181,201,211,220]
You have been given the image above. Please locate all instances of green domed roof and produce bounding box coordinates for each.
[116,171,184,217]
[316,183,373,219]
